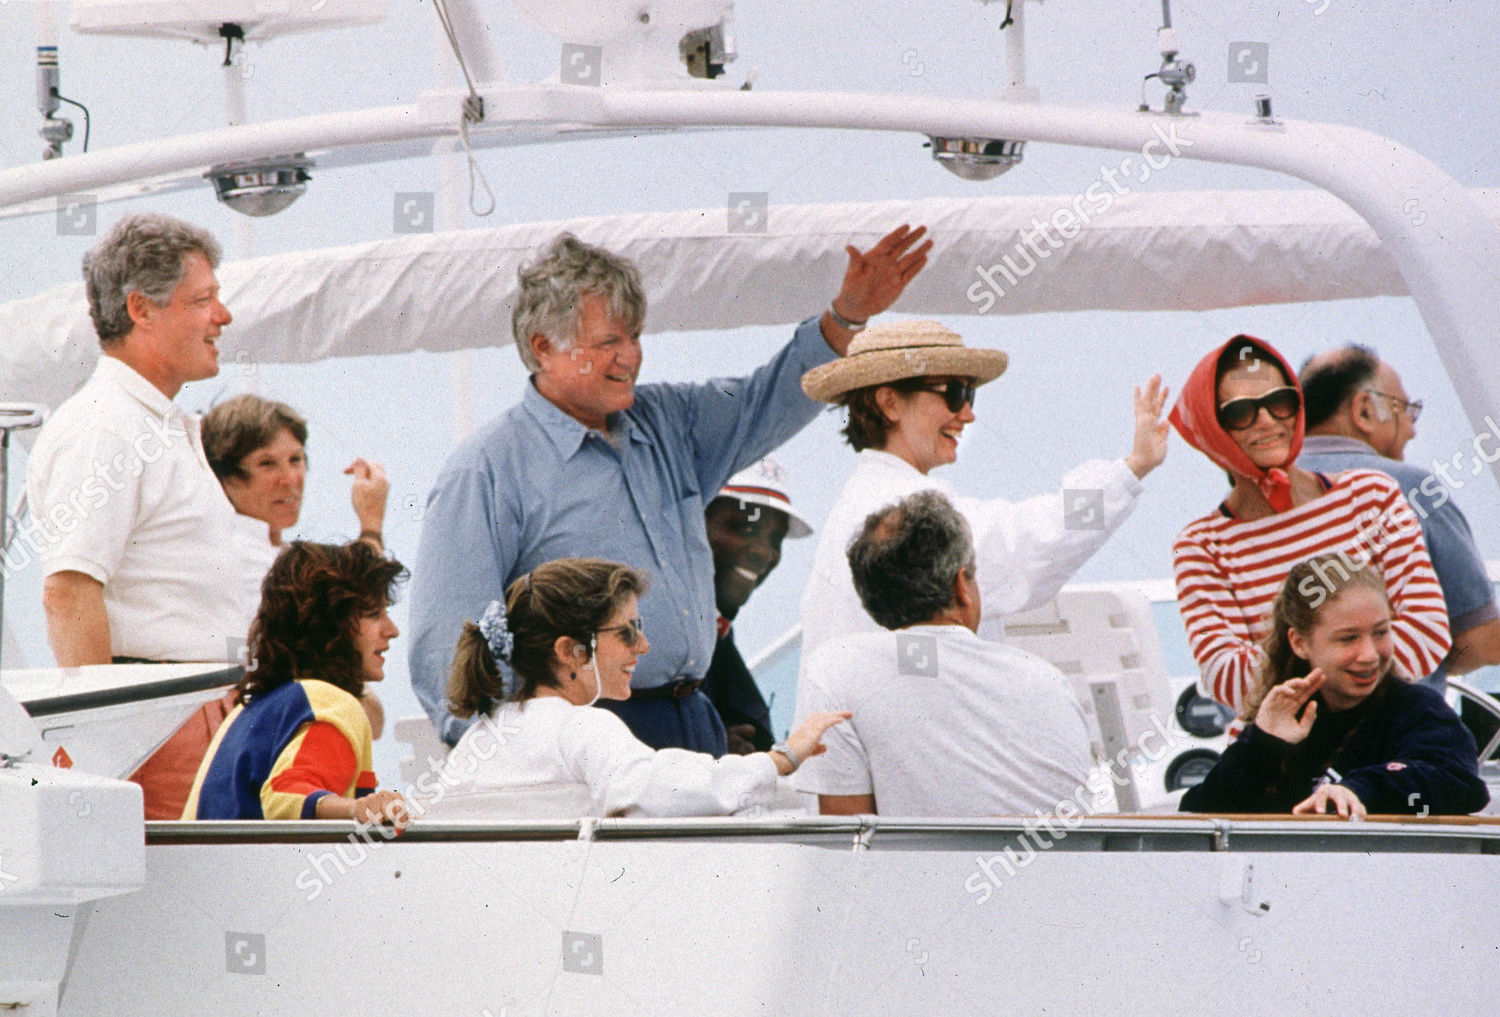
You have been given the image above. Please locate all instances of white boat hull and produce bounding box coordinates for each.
[53,817,1500,1015]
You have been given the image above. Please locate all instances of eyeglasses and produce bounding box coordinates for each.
[1216,386,1301,431]
[596,618,646,648]
[1363,389,1423,423]
[893,377,978,413]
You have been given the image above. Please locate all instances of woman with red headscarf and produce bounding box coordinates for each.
[1170,335,1450,714]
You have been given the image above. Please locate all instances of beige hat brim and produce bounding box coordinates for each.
[801,346,1009,403]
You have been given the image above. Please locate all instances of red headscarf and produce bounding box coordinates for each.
[1169,334,1304,513]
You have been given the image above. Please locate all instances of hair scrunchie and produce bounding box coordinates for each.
[477,599,521,701]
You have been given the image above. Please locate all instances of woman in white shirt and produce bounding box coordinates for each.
[432,557,848,819]
[796,319,1169,661]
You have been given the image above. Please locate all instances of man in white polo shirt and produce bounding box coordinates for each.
[30,212,246,665]
[794,490,1092,817]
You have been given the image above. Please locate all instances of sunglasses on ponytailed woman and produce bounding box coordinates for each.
[596,617,646,648]
[1216,386,1301,431]
[892,377,979,413]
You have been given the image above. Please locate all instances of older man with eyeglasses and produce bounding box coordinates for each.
[1300,345,1500,681]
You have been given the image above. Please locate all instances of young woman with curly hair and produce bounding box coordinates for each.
[183,541,411,826]
[1181,554,1487,818]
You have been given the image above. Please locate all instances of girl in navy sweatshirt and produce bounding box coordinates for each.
[1181,553,1489,817]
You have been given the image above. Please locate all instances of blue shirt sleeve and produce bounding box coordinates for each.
[408,452,518,746]
[1403,473,1498,631]
[648,316,835,496]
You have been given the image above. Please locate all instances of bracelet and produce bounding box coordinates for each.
[769,741,801,772]
[359,529,383,545]
[827,303,868,333]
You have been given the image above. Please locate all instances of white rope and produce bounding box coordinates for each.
[432,0,496,217]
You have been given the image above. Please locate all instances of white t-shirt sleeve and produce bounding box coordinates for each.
[792,645,873,797]
[559,708,777,817]
[30,425,141,583]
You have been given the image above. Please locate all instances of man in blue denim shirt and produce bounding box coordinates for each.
[1299,345,1500,686]
[409,225,931,752]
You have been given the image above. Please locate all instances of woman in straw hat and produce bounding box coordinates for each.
[796,319,1170,665]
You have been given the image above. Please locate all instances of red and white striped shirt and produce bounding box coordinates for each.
[1173,469,1450,712]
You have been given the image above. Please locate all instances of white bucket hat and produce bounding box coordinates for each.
[713,457,813,538]
[800,319,1009,403]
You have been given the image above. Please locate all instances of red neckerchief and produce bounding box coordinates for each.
[1169,334,1305,513]
[716,615,732,640]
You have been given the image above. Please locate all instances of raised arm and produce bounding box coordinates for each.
[956,379,1165,620]
[818,224,932,355]
[344,458,389,550]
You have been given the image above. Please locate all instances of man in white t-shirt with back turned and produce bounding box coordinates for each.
[794,490,1092,817]
[29,212,246,666]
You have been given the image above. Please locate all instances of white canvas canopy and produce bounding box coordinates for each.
[4,187,1496,417]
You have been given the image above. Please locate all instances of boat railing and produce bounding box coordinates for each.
[142,813,1500,854]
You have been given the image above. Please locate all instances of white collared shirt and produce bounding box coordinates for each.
[25,356,249,661]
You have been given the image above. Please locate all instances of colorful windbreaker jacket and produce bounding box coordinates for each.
[184,679,376,820]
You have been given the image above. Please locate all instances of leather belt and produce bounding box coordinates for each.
[631,678,704,701]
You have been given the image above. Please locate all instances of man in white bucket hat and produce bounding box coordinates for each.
[702,457,813,753]
[795,319,1170,679]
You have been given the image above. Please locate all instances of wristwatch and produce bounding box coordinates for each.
[827,303,867,333]
[770,741,801,772]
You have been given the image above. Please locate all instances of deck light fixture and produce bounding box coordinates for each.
[925,136,1025,181]
[205,154,314,217]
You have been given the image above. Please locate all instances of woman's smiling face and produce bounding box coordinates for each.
[1217,361,1296,469]
[1288,585,1394,711]
[878,376,977,475]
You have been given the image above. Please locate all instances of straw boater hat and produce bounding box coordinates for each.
[800,320,1009,403]
[714,457,813,538]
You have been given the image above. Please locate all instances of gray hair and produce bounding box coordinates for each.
[83,213,222,347]
[847,490,975,630]
[510,232,646,372]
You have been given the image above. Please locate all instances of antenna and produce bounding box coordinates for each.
[36,4,74,159]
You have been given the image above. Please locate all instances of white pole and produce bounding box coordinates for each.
[222,45,257,264]
[0,88,1495,481]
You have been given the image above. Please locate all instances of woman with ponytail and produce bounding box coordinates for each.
[1170,335,1450,714]
[1181,554,1487,817]
[435,557,849,818]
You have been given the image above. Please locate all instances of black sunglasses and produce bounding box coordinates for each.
[1216,386,1301,431]
[596,618,646,648]
[893,377,978,413]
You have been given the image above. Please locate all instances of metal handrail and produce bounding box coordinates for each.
[143,813,1500,853]
[1449,677,1500,760]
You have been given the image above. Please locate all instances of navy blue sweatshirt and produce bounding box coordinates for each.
[1181,677,1489,815]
